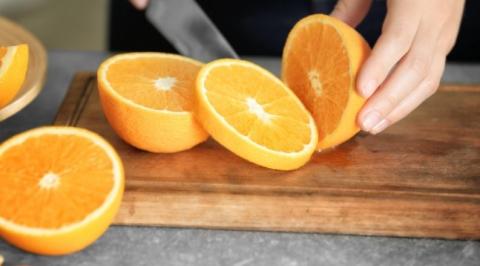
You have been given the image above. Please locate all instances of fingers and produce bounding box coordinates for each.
[368,54,445,134]
[356,0,464,134]
[358,16,444,133]
[330,0,373,27]
[438,0,466,54]
[130,0,149,10]
[356,0,422,97]
[358,13,443,133]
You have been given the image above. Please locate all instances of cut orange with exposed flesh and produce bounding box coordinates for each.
[0,127,124,255]
[196,59,318,170]
[0,44,29,108]
[97,53,208,153]
[282,14,370,150]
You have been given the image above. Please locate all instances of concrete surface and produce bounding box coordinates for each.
[0,51,479,266]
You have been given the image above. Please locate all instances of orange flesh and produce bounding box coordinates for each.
[106,57,200,112]
[0,47,6,68]
[0,135,114,229]
[283,22,350,141]
[204,64,311,152]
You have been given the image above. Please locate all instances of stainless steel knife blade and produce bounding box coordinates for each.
[146,0,238,62]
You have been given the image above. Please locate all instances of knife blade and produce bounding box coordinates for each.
[146,0,239,62]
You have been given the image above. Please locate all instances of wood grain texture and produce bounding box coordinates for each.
[0,16,47,121]
[55,73,480,239]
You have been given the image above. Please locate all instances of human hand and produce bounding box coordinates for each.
[130,0,149,10]
[331,0,465,134]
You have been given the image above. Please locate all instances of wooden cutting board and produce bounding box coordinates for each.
[54,73,480,239]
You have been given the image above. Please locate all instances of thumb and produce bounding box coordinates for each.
[330,0,373,27]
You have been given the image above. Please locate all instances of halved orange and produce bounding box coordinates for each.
[282,14,370,150]
[97,53,208,153]
[0,127,124,255]
[196,59,318,170]
[0,44,29,108]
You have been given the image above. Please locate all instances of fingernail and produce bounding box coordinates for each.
[370,119,389,135]
[361,110,382,131]
[361,79,377,98]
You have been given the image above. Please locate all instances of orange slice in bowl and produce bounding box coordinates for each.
[0,44,29,108]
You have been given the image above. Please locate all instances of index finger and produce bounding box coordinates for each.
[356,0,422,98]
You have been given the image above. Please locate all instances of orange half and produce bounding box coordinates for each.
[196,59,318,170]
[97,53,208,153]
[282,14,370,150]
[0,127,124,255]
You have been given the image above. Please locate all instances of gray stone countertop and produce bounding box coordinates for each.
[0,51,479,266]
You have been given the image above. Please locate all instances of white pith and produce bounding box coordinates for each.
[246,97,271,123]
[154,76,176,91]
[38,172,60,189]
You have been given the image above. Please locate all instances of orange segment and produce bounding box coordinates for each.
[196,59,318,170]
[98,53,209,153]
[0,44,29,108]
[282,14,370,150]
[0,127,124,255]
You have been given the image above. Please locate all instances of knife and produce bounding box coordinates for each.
[146,0,239,62]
